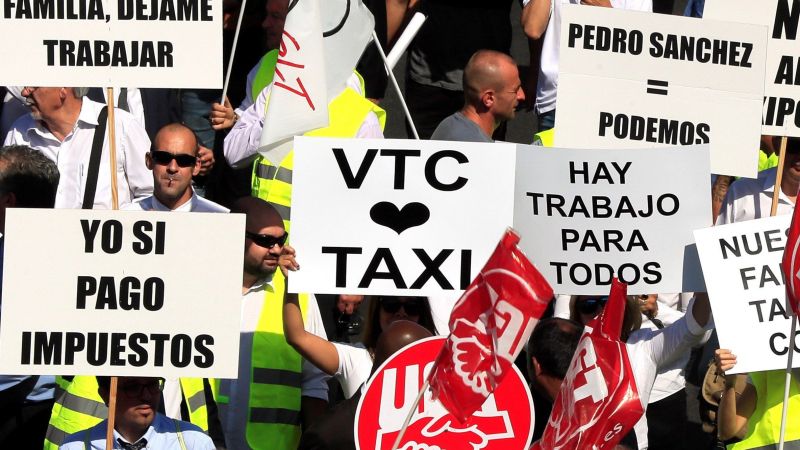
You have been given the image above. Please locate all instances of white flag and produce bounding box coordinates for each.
[321,0,375,99]
[259,0,328,160]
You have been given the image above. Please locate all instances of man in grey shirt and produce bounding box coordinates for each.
[431,50,524,143]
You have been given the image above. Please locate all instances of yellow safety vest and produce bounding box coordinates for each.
[44,376,209,450]
[533,127,555,147]
[729,371,800,450]
[251,50,279,104]
[214,271,310,450]
[251,73,386,231]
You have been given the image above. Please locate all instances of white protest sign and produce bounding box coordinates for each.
[288,136,516,296]
[554,6,767,178]
[0,209,244,377]
[513,145,710,295]
[705,0,800,137]
[0,0,222,88]
[694,215,799,374]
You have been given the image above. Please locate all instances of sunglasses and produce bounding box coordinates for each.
[150,150,197,168]
[379,298,423,316]
[246,231,288,249]
[119,378,165,398]
[576,296,608,315]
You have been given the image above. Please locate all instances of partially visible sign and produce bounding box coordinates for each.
[0,0,222,88]
[554,6,767,178]
[355,336,533,450]
[289,137,516,296]
[706,0,800,137]
[514,145,709,295]
[694,215,800,374]
[0,209,243,378]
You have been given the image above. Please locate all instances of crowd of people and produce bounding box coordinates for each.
[0,0,796,449]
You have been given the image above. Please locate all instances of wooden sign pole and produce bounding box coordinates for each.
[104,86,120,450]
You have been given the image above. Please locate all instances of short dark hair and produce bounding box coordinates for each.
[96,376,111,392]
[528,317,583,380]
[0,145,59,207]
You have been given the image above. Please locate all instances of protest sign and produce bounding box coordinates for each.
[355,336,533,450]
[513,145,709,295]
[0,209,244,377]
[0,0,222,88]
[554,6,767,178]
[694,215,800,374]
[705,0,800,137]
[288,136,516,296]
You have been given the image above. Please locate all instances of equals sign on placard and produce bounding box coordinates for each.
[646,79,669,95]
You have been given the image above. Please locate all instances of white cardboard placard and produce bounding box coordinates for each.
[554,6,768,178]
[288,136,516,296]
[0,0,222,88]
[694,215,799,374]
[705,0,800,137]
[513,145,710,295]
[0,209,244,377]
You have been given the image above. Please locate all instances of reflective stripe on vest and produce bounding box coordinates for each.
[244,270,309,450]
[179,378,209,432]
[533,128,555,147]
[45,376,106,450]
[729,371,800,450]
[251,50,279,104]
[251,80,386,232]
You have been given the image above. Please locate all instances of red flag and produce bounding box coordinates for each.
[531,279,644,450]
[428,228,553,423]
[783,200,800,316]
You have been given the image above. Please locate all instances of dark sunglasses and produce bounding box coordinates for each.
[246,231,288,249]
[119,378,165,398]
[150,150,197,168]
[380,297,423,316]
[576,296,608,315]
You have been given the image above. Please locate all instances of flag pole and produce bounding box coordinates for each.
[370,29,420,140]
[390,379,429,450]
[771,136,788,216]
[220,0,248,104]
[104,377,118,450]
[778,315,797,450]
[106,88,119,210]
[775,134,791,450]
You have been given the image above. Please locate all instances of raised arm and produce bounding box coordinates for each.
[280,244,340,375]
[522,0,552,40]
[714,349,756,441]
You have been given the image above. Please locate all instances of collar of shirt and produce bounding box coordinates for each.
[149,192,197,212]
[114,421,156,449]
[244,274,275,296]
[26,97,103,143]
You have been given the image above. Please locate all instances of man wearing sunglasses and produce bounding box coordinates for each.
[3,86,152,209]
[60,376,214,450]
[218,197,328,450]
[124,123,227,213]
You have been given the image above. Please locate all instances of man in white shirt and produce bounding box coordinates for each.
[3,87,152,209]
[716,137,800,224]
[218,197,328,450]
[124,123,227,213]
[522,0,652,130]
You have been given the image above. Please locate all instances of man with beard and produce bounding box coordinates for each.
[125,123,227,212]
[217,197,328,450]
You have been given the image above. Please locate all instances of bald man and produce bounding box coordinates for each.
[219,197,328,450]
[124,123,227,212]
[430,50,525,143]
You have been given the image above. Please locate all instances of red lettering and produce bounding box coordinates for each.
[275,78,316,111]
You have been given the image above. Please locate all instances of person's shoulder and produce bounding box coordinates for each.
[122,196,151,211]
[60,420,106,449]
[194,196,229,213]
[7,112,35,138]
[430,113,464,140]
[729,167,776,196]
[153,416,214,449]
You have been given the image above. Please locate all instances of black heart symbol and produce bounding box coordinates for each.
[369,201,430,234]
